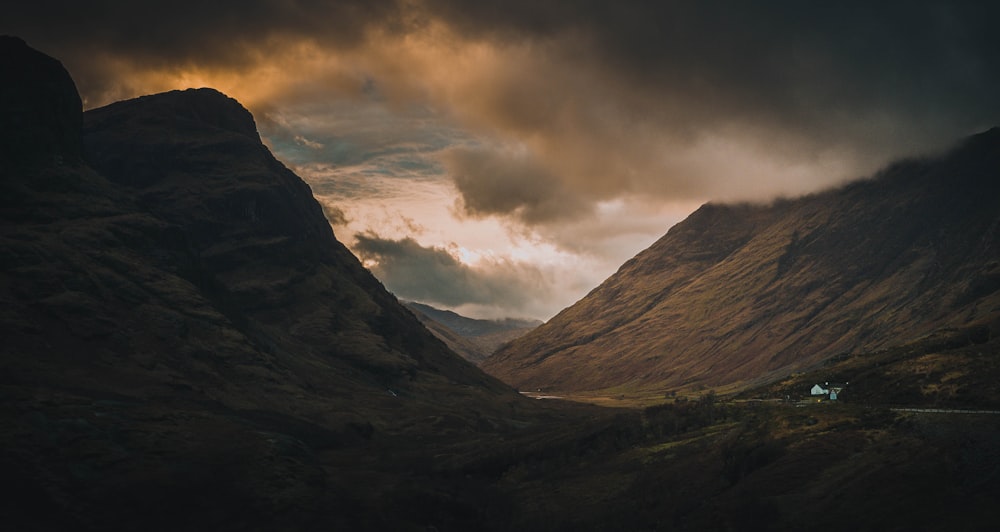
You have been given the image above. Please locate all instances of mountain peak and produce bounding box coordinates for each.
[82,88,268,190]
[0,35,82,168]
[90,87,261,141]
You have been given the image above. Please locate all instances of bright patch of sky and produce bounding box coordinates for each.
[258,96,687,320]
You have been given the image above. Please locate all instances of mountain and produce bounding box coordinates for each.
[404,301,542,364]
[483,128,1000,396]
[404,301,542,338]
[0,36,541,531]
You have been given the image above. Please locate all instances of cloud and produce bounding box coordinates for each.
[10,2,999,200]
[318,201,349,226]
[424,1,1000,135]
[293,135,323,150]
[5,1,401,62]
[7,1,1000,318]
[442,145,591,224]
[351,232,550,315]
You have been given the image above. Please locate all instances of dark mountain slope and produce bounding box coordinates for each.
[0,37,541,531]
[79,86,510,398]
[484,128,1000,395]
[0,37,82,170]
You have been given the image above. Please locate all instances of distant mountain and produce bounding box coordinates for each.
[483,128,1000,395]
[0,36,531,531]
[403,301,541,364]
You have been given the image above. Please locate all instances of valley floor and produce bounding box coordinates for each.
[490,400,1000,531]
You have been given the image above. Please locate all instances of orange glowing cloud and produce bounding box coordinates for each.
[21,1,996,223]
[7,0,997,319]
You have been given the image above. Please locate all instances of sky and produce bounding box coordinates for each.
[6,1,999,320]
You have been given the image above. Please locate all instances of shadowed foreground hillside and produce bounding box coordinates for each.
[484,129,1000,396]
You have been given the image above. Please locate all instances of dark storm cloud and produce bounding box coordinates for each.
[352,232,549,310]
[9,0,997,318]
[427,1,1000,121]
[4,0,409,105]
[5,0,401,61]
[427,0,999,154]
[12,1,998,125]
[7,0,999,217]
[417,0,999,224]
[443,147,591,224]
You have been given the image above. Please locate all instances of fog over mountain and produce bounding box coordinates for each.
[484,128,1000,395]
[404,301,541,364]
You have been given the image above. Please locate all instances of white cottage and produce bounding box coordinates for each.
[810,384,828,395]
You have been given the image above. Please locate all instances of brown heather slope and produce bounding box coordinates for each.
[483,128,1000,395]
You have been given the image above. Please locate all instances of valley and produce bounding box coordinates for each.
[403,301,541,364]
[2,37,999,531]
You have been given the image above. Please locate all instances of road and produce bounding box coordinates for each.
[889,407,1000,414]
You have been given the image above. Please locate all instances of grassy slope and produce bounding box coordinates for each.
[485,130,1000,396]
[490,321,1000,530]
[481,397,1000,531]
[752,320,1000,409]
